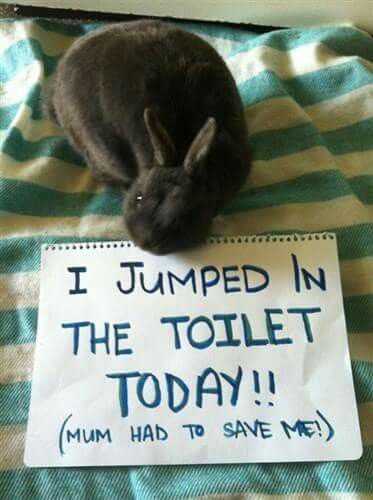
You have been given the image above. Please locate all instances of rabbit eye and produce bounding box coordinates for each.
[135,192,143,205]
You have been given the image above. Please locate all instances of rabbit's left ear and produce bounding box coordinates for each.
[183,117,217,175]
[144,107,176,167]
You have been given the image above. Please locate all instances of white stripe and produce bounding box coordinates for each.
[245,96,309,135]
[198,32,240,58]
[306,84,373,133]
[0,103,63,141]
[0,343,34,385]
[0,61,43,107]
[334,150,373,178]
[0,152,102,194]
[0,272,40,311]
[0,19,74,58]
[248,147,373,190]
[0,213,126,239]
[359,402,373,450]
[245,84,373,135]
[340,257,373,297]
[212,195,373,236]
[0,196,371,240]
[1,403,372,472]
[348,335,373,363]
[0,424,26,471]
[228,41,373,85]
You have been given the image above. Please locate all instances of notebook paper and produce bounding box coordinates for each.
[24,233,362,467]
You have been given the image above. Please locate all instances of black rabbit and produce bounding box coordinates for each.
[45,20,251,254]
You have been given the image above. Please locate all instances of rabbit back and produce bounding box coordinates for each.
[49,20,249,191]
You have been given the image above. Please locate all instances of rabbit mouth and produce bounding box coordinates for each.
[136,230,192,255]
[130,231,174,255]
[145,236,177,255]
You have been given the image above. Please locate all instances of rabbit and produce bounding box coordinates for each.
[45,20,251,254]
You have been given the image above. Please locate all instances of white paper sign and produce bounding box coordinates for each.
[25,233,362,467]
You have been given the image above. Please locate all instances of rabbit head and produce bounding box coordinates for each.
[124,108,218,254]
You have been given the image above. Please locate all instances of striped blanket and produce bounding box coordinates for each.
[0,18,372,499]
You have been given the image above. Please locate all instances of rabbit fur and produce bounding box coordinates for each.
[45,20,251,254]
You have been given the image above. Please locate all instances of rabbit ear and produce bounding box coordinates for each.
[183,117,217,175]
[144,108,176,167]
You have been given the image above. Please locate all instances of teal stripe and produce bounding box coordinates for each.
[249,123,322,162]
[239,71,288,107]
[0,236,117,274]
[256,226,373,263]
[0,447,372,498]
[0,308,37,346]
[230,25,373,60]
[345,295,373,333]
[321,30,373,63]
[240,60,373,107]
[0,38,58,83]
[0,224,372,275]
[0,381,30,425]
[248,119,373,162]
[349,175,373,204]
[0,170,359,218]
[0,179,122,217]
[335,224,373,261]
[0,127,85,166]
[224,170,353,215]
[21,83,43,121]
[353,360,373,404]
[0,103,19,132]
[324,118,373,156]
[34,18,100,37]
[0,294,370,349]
[184,21,261,44]
[283,62,373,106]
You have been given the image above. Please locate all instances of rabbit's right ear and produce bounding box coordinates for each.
[183,117,217,175]
[144,108,176,167]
